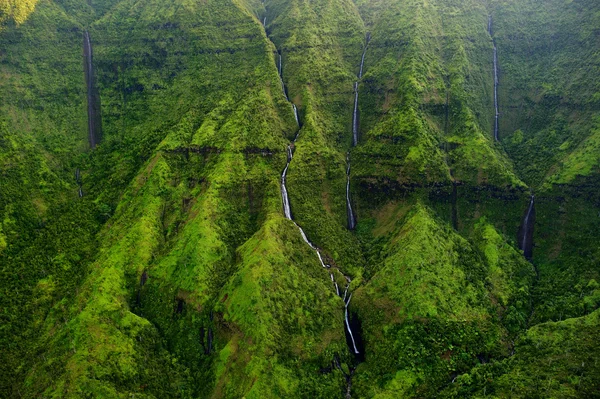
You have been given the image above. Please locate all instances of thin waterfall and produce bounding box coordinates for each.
[352,33,370,146]
[83,30,102,149]
[344,293,360,354]
[346,156,356,230]
[489,16,499,141]
[348,34,370,227]
[518,195,536,260]
[352,82,359,146]
[281,146,293,220]
[278,52,282,75]
[358,33,370,79]
[262,20,362,393]
[292,104,299,125]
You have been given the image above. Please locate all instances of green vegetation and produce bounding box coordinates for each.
[1,0,599,397]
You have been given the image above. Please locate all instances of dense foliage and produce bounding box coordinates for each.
[1,0,599,397]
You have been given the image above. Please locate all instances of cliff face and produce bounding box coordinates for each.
[1,0,599,398]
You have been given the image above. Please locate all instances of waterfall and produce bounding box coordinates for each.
[344,293,360,354]
[330,273,340,296]
[352,82,359,146]
[352,34,370,146]
[281,165,292,219]
[83,30,102,149]
[358,33,370,79]
[262,22,362,388]
[489,16,499,141]
[263,17,266,26]
[519,195,536,260]
[278,52,289,100]
[292,104,299,125]
[278,52,282,76]
[348,34,370,226]
[346,157,356,230]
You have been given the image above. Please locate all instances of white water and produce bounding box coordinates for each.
[293,104,299,126]
[278,53,289,100]
[521,195,535,251]
[344,293,360,354]
[330,273,341,296]
[358,43,367,79]
[346,158,356,229]
[351,35,370,146]
[352,82,359,146]
[278,53,282,76]
[264,22,361,367]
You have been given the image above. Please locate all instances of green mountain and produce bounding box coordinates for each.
[1,0,599,397]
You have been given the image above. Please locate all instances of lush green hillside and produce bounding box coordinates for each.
[1,0,599,398]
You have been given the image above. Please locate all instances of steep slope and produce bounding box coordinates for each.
[352,0,523,206]
[263,0,367,276]
[7,0,358,397]
[489,0,600,328]
[441,308,600,398]
[1,0,599,397]
[351,204,535,397]
[0,1,102,393]
[492,0,600,187]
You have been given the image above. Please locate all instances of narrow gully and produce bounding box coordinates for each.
[261,12,363,397]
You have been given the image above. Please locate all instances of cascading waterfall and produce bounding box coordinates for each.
[352,82,360,146]
[347,34,370,229]
[346,157,356,230]
[262,15,362,396]
[518,195,536,260]
[344,293,359,354]
[263,12,364,355]
[352,33,370,146]
[488,16,499,141]
[83,30,102,149]
[281,146,293,219]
